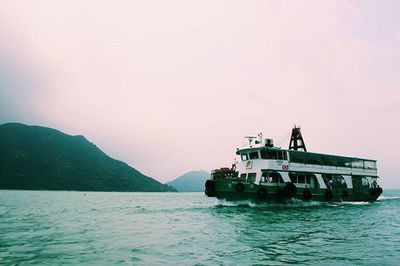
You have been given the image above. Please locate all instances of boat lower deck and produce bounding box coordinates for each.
[205,178,383,202]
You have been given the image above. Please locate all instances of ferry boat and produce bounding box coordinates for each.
[205,127,383,202]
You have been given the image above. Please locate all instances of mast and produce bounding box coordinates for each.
[289,126,307,151]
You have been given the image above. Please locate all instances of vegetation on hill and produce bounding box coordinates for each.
[166,170,210,192]
[0,123,176,192]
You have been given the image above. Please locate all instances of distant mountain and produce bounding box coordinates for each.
[166,170,210,192]
[0,123,176,192]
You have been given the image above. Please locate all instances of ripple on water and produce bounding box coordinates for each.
[0,190,400,265]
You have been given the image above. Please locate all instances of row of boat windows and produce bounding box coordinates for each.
[247,171,317,185]
[289,151,377,169]
[241,150,288,161]
[240,171,376,189]
[240,149,377,170]
[322,174,347,189]
[240,173,257,182]
[262,171,284,183]
[289,173,317,186]
[322,174,376,188]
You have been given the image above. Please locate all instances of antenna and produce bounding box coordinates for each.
[244,136,257,147]
[255,132,263,145]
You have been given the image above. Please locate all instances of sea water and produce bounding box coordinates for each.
[1,190,400,265]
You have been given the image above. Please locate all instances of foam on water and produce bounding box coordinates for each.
[213,197,395,208]
[214,198,323,208]
[328,201,372,207]
[377,195,400,201]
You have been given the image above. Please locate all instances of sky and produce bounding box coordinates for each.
[0,0,399,187]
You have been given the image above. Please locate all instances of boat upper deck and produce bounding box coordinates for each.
[237,146,376,168]
[235,128,378,177]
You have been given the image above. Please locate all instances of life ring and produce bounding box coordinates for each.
[235,182,245,192]
[302,189,312,201]
[342,189,349,198]
[325,189,333,201]
[284,182,297,198]
[256,188,268,199]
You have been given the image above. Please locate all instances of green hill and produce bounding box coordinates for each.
[166,170,210,192]
[0,123,176,192]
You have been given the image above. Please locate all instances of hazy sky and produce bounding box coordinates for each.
[1,1,399,187]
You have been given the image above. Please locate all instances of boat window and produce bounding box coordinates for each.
[351,160,364,168]
[371,178,378,188]
[361,177,370,187]
[289,173,296,183]
[260,150,268,159]
[322,174,346,189]
[261,171,283,183]
[364,161,376,169]
[320,156,347,167]
[322,174,332,188]
[262,150,274,159]
[308,174,319,188]
[331,175,347,188]
[289,172,312,184]
[269,150,278,159]
[249,152,259,160]
[241,154,248,161]
[305,153,323,165]
[277,151,287,160]
[289,151,306,164]
[289,172,297,183]
[247,173,257,182]
[240,173,247,179]
[261,172,267,181]
[261,149,287,160]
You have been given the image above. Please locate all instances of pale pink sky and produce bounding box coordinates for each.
[1,1,399,187]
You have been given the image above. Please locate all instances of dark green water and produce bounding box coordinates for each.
[1,190,399,265]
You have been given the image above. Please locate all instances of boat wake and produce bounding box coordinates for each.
[377,195,400,201]
[328,201,371,207]
[213,197,397,208]
[213,198,323,208]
